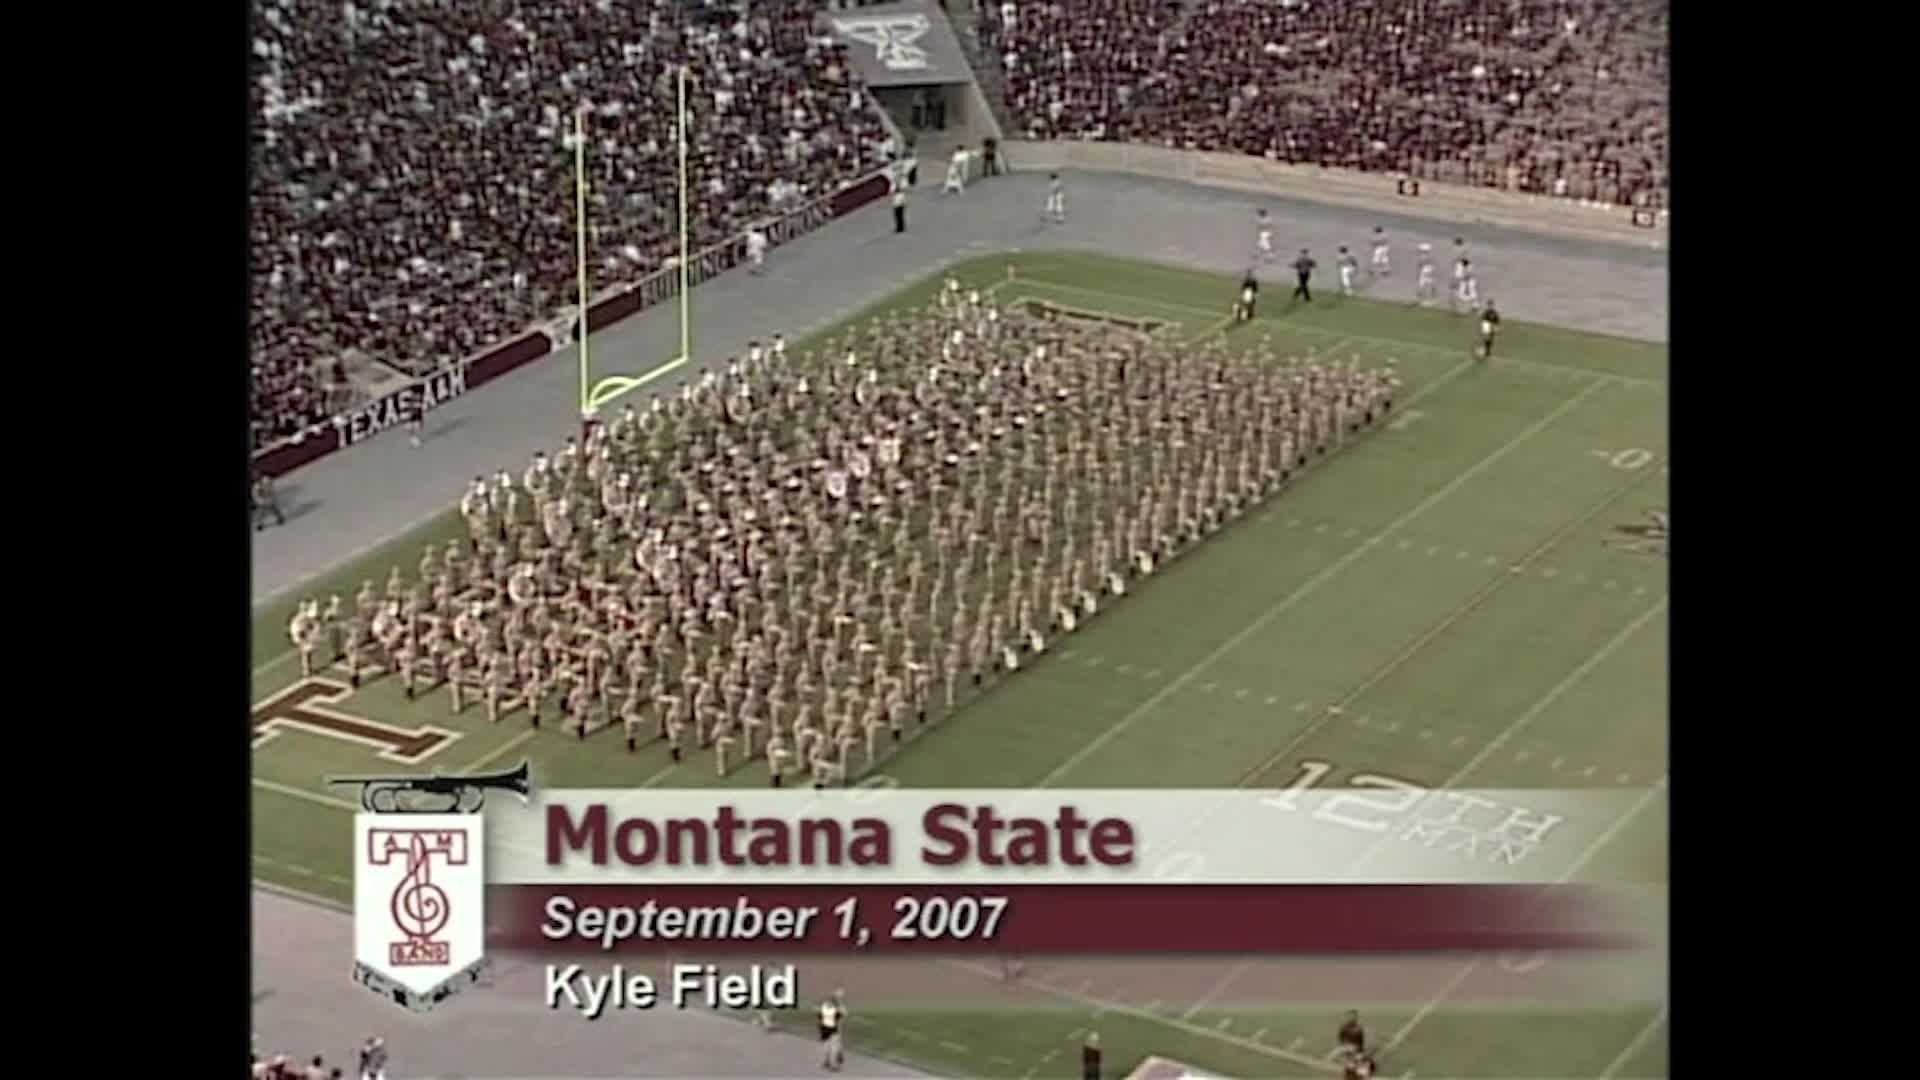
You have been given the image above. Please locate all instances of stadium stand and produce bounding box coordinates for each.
[248,0,892,454]
[977,0,1668,210]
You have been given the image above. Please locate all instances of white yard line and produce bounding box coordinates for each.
[1382,777,1670,1054]
[1034,377,1604,788]
[460,729,539,773]
[1180,964,1253,1021]
[1447,595,1665,781]
[1595,1003,1669,1078]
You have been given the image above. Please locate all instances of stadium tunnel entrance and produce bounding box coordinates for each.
[820,0,999,180]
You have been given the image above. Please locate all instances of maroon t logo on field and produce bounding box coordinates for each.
[252,677,457,763]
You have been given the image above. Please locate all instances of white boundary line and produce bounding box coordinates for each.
[1596,1002,1668,1078]
[1034,377,1605,788]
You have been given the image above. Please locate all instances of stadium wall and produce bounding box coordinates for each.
[252,169,895,479]
[1002,139,1668,252]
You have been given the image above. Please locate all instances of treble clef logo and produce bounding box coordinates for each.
[390,833,450,943]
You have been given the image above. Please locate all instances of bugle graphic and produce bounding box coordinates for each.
[328,760,531,814]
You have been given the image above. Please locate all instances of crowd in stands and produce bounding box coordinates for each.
[249,0,891,453]
[979,0,1668,210]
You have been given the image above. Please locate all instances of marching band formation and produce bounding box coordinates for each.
[287,278,1402,787]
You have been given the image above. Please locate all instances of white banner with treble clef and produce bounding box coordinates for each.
[352,813,490,1011]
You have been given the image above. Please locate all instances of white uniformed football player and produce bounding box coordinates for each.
[1415,243,1437,305]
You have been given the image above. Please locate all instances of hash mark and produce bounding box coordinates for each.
[1287,518,1302,528]
[1632,585,1647,595]
[1085,656,1105,667]
[1456,549,1471,559]
[1383,719,1402,733]
[1397,538,1413,550]
[1355,714,1370,726]
[1260,512,1276,523]
[1583,765,1599,777]
[1550,757,1565,770]
[938,1041,969,1053]
[1234,688,1250,700]
[1484,554,1498,565]
[1450,735,1466,748]
[1114,664,1133,675]
[1253,1028,1269,1041]
[1424,545,1441,556]
[1200,682,1218,694]
[1515,750,1532,763]
[1616,773,1633,784]
[1265,695,1280,705]
[1059,648,1077,659]
[1419,728,1435,740]
[1217,1018,1233,1031]
[1603,579,1619,590]
[1288,1037,1306,1051]
[1294,701,1310,712]
[1144,668,1162,679]
[1541,568,1559,578]
[1570,573,1588,585]
[1314,523,1329,533]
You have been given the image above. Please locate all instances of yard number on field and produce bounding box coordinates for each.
[1589,447,1654,471]
[1260,758,1566,864]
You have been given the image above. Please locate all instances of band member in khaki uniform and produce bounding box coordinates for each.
[766,728,793,787]
[289,601,322,678]
[334,293,1395,788]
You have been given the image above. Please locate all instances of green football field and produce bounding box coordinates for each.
[251,252,1669,1079]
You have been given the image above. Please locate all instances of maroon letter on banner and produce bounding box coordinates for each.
[547,804,609,866]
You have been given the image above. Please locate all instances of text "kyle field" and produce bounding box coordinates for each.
[546,963,798,1019]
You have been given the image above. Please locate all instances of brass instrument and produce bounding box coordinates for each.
[327,760,531,814]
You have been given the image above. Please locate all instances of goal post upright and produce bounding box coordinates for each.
[580,66,693,420]
[677,62,692,364]
[574,104,592,419]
